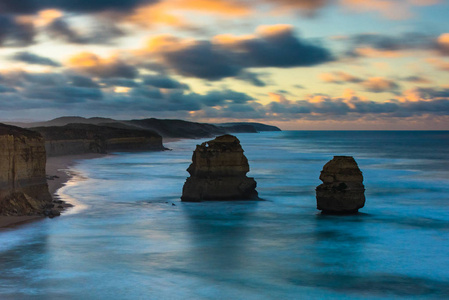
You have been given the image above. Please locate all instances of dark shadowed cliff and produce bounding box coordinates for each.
[7,117,281,138]
[217,122,281,132]
[32,123,165,156]
[125,118,227,138]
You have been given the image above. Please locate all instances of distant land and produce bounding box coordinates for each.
[7,116,280,137]
[4,117,281,157]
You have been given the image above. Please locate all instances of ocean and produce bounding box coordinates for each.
[1,131,449,299]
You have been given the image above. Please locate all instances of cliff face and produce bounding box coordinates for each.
[32,124,165,156]
[181,135,258,201]
[316,156,365,214]
[0,124,52,216]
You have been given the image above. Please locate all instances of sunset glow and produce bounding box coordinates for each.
[0,0,448,129]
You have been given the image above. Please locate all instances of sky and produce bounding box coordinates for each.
[0,0,448,129]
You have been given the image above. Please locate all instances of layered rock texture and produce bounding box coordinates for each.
[0,124,53,216]
[316,156,365,214]
[181,135,258,201]
[32,124,165,156]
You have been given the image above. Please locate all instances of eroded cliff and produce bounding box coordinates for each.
[0,124,53,216]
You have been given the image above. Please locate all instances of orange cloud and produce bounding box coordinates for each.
[396,88,425,102]
[144,34,186,52]
[354,47,408,58]
[127,4,186,28]
[127,0,251,28]
[319,73,336,83]
[173,0,251,15]
[268,92,290,104]
[426,57,449,71]
[213,24,294,47]
[340,0,440,19]
[67,52,138,78]
[68,52,101,68]
[306,94,330,104]
[437,33,449,55]
[319,71,362,83]
[361,77,399,92]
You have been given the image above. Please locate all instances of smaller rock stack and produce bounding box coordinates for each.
[316,156,365,214]
[181,135,258,201]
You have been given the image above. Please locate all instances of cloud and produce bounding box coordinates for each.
[400,75,432,84]
[140,24,332,80]
[67,52,138,78]
[215,25,333,67]
[201,89,254,106]
[436,33,449,55]
[319,71,363,83]
[10,51,61,67]
[340,0,441,20]
[46,17,124,44]
[319,72,400,94]
[345,32,449,58]
[0,70,103,104]
[397,87,449,102]
[263,87,449,120]
[361,77,400,93]
[128,0,251,29]
[101,78,139,88]
[0,85,16,93]
[67,74,100,88]
[0,68,449,124]
[426,58,449,72]
[0,0,157,14]
[0,68,260,117]
[142,74,189,89]
[236,72,267,87]
[345,32,432,57]
[0,15,35,47]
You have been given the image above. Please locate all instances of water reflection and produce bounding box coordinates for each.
[182,201,258,271]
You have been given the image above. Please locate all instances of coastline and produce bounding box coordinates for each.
[0,136,209,229]
[0,153,106,229]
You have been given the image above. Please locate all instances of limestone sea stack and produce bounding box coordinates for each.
[181,134,258,201]
[316,156,365,214]
[0,123,53,216]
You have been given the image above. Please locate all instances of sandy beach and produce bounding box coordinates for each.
[0,153,106,229]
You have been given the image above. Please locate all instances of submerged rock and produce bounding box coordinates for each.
[181,135,258,201]
[316,156,365,214]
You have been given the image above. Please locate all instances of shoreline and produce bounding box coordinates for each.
[0,153,106,229]
[0,137,183,230]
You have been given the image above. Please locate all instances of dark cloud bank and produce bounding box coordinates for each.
[0,69,448,122]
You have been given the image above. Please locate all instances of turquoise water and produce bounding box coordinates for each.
[1,131,449,299]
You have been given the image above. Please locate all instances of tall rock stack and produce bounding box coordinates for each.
[0,124,53,216]
[316,156,365,214]
[181,135,258,201]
